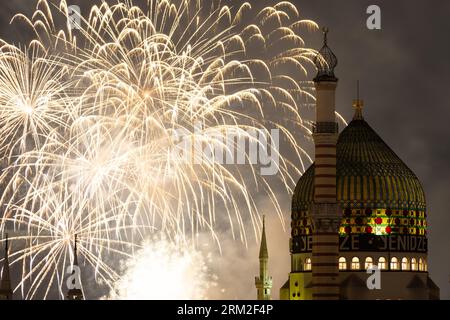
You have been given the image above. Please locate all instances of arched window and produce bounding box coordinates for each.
[351,257,360,270]
[339,257,347,270]
[419,258,424,271]
[424,259,428,272]
[390,257,399,270]
[365,257,373,270]
[411,258,418,271]
[304,258,312,271]
[378,257,386,270]
[401,257,409,270]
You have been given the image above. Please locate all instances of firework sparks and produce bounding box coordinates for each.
[0,0,319,299]
[106,237,215,300]
[0,43,73,158]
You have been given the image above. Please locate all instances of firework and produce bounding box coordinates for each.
[0,0,319,299]
[106,236,215,300]
[0,43,73,158]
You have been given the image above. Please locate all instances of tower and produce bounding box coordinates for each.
[255,216,272,300]
[0,234,12,300]
[66,234,84,300]
[309,27,341,300]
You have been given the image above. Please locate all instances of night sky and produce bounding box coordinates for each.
[0,0,449,299]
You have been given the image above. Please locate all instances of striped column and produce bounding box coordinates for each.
[311,224,340,299]
[314,138,337,203]
[311,80,341,300]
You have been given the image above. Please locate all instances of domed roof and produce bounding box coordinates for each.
[292,118,426,213]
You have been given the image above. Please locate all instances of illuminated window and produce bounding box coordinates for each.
[365,257,373,270]
[351,257,360,270]
[411,258,418,271]
[378,257,386,270]
[390,257,399,270]
[424,259,428,271]
[304,258,312,271]
[401,257,409,270]
[339,257,347,270]
[419,258,424,271]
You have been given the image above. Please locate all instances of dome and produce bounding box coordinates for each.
[293,118,426,212]
[291,117,427,242]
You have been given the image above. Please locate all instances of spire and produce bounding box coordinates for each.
[0,234,12,300]
[73,234,78,266]
[259,216,268,259]
[66,234,84,300]
[313,27,338,82]
[255,215,272,300]
[352,80,364,120]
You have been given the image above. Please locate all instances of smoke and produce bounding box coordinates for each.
[105,237,217,300]
[205,196,291,300]
[102,195,292,300]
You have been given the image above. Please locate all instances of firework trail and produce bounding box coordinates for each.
[0,0,320,299]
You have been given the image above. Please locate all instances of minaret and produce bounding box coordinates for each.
[66,234,84,300]
[310,27,341,300]
[255,216,272,300]
[0,234,12,300]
